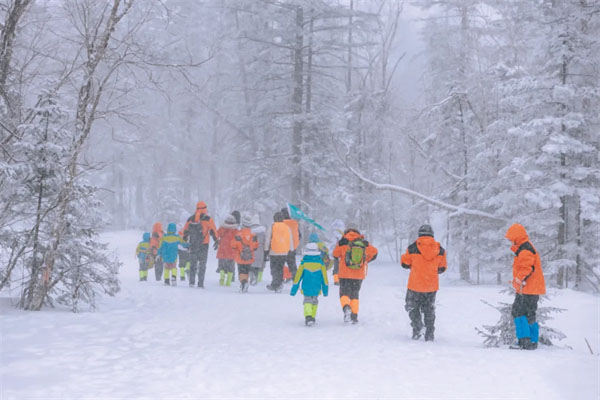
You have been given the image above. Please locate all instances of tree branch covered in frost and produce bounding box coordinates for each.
[345,162,506,222]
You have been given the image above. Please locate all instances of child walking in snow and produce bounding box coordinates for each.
[290,242,329,326]
[150,222,165,281]
[231,215,259,293]
[178,230,189,281]
[158,223,189,286]
[400,224,447,341]
[250,214,267,285]
[216,214,239,286]
[135,232,151,281]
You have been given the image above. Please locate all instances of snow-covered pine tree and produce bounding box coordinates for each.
[476,289,567,347]
[11,92,121,312]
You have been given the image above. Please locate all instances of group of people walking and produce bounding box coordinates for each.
[135,201,546,350]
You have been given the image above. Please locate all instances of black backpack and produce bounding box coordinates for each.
[185,215,206,250]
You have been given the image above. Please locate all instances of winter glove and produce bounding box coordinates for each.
[213,240,220,251]
[438,267,446,274]
[323,285,329,297]
[401,263,411,269]
[290,284,299,296]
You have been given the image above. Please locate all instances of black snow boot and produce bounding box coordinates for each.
[518,338,537,350]
[164,278,170,286]
[351,313,358,324]
[424,329,434,342]
[412,327,422,340]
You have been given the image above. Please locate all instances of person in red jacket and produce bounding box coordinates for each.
[400,224,447,341]
[505,223,546,350]
[231,215,259,293]
[332,224,377,324]
[216,214,238,286]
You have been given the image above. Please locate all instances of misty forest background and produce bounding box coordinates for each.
[0,0,598,311]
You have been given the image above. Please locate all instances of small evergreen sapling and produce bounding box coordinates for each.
[476,289,566,347]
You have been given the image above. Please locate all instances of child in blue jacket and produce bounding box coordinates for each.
[159,223,189,286]
[290,242,329,326]
[135,232,151,281]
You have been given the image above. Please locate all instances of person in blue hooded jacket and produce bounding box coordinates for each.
[290,242,329,326]
[135,232,151,281]
[159,223,189,286]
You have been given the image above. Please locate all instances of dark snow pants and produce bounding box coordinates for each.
[189,244,209,287]
[269,255,287,289]
[339,278,363,300]
[511,294,539,324]
[154,257,164,281]
[405,289,436,333]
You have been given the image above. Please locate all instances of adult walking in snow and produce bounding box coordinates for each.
[281,207,300,281]
[400,224,447,341]
[265,211,293,292]
[183,201,218,288]
[505,223,546,350]
[332,224,378,324]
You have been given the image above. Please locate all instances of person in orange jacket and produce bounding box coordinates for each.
[183,201,218,288]
[400,224,447,341]
[265,211,294,292]
[281,207,300,282]
[231,215,259,293]
[505,223,546,350]
[332,224,377,324]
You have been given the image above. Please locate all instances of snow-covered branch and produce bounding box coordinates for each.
[346,164,506,222]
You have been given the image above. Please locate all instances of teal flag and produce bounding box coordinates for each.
[287,203,325,231]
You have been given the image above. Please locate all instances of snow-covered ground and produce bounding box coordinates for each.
[1,231,598,399]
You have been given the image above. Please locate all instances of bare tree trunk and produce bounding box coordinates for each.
[0,0,33,108]
[291,5,304,204]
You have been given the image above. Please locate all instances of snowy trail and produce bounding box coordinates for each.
[1,231,598,399]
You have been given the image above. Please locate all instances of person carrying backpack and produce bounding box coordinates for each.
[400,224,447,341]
[158,223,189,286]
[505,223,546,350]
[290,242,329,326]
[265,211,294,292]
[216,214,238,286]
[249,214,267,285]
[332,224,378,324]
[231,215,259,293]
[150,222,164,281]
[183,201,218,288]
[135,232,151,281]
